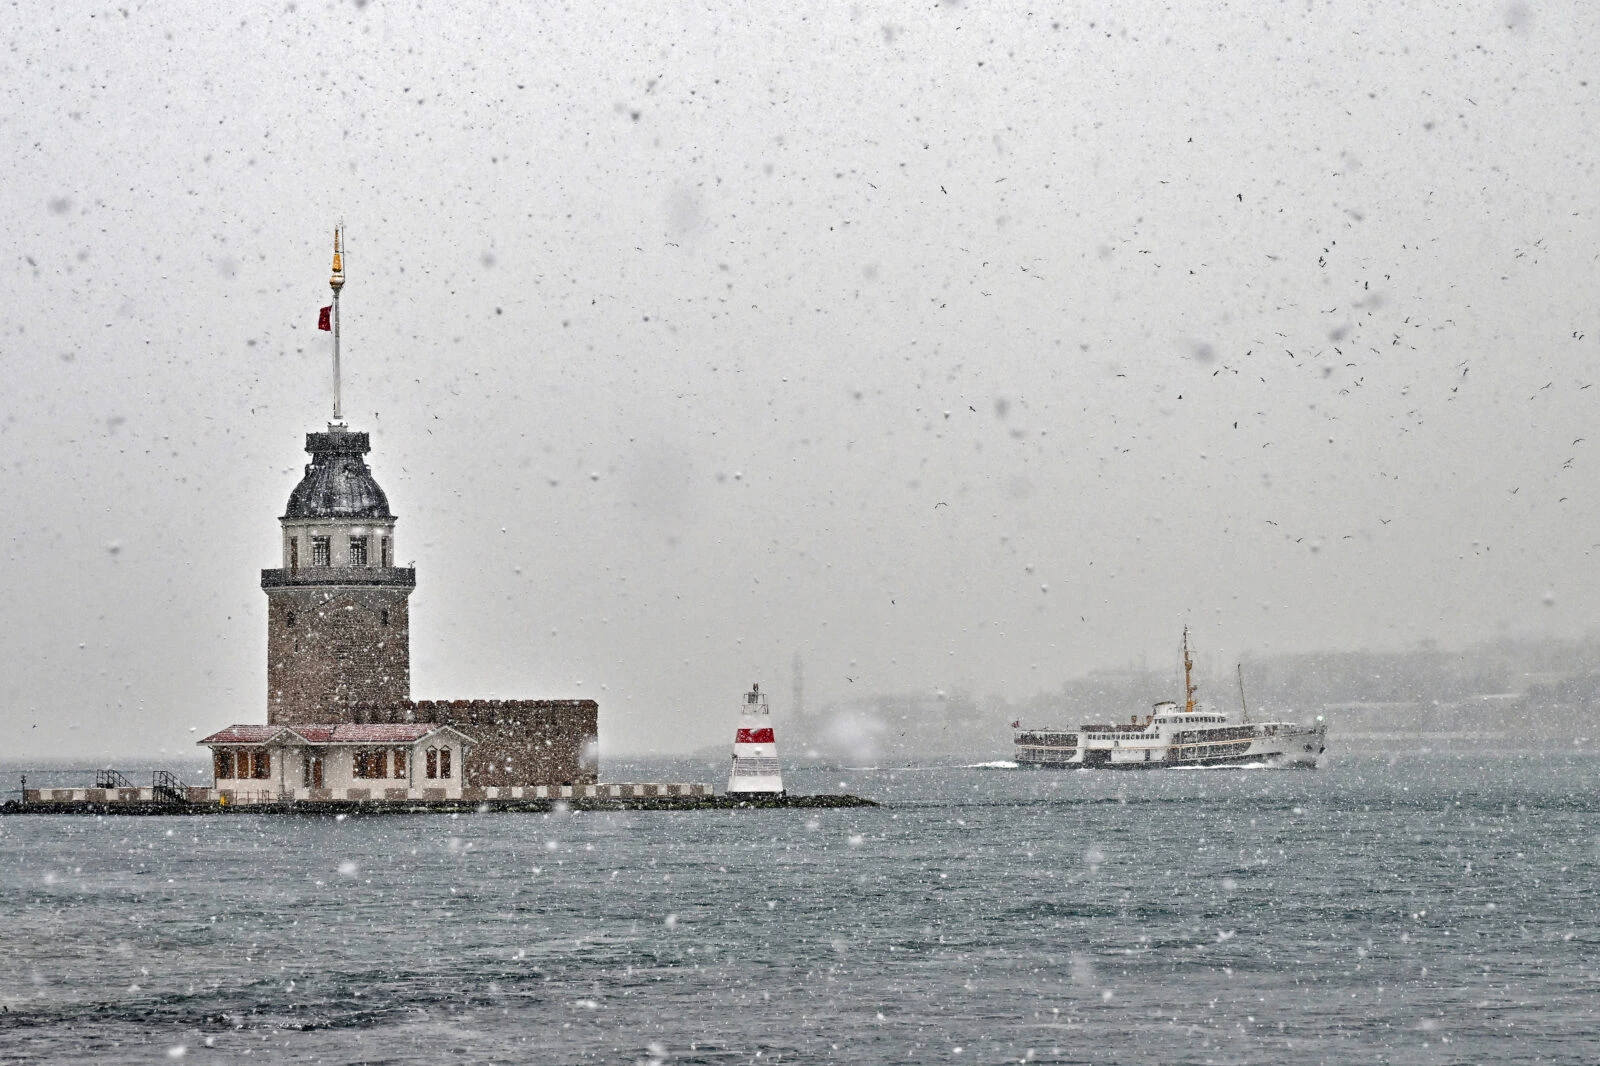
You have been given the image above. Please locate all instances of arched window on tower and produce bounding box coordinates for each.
[440,747,452,779]
[425,747,438,779]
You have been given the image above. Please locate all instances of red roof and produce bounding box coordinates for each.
[197,725,286,745]
[327,724,439,743]
[197,723,470,746]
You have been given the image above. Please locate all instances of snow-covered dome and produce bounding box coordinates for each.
[282,428,393,520]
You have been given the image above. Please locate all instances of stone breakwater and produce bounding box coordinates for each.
[2,792,878,816]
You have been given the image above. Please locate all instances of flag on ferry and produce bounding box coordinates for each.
[317,305,332,331]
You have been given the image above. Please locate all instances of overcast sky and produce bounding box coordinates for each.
[4,0,1598,760]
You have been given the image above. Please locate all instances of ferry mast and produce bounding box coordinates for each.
[1183,626,1197,715]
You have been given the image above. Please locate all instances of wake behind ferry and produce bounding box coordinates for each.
[1014,629,1328,769]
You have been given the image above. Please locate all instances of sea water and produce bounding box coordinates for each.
[1,753,1596,1064]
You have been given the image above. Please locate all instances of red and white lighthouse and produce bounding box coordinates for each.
[727,682,784,795]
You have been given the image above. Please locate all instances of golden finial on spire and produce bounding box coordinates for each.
[327,223,345,425]
[330,226,345,291]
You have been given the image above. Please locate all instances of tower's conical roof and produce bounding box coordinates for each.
[282,428,393,520]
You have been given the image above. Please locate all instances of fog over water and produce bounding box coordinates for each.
[4,1,1600,760]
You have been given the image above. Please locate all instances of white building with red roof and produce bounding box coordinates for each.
[199,723,476,804]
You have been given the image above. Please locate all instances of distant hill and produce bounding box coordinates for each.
[780,635,1600,760]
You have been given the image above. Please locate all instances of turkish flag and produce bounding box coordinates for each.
[317,305,332,331]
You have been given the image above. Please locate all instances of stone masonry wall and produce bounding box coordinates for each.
[354,699,599,787]
[265,587,412,724]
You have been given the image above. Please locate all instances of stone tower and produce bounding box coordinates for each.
[261,426,415,724]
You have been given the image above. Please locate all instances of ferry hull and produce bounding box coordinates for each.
[1015,729,1327,770]
[1015,633,1327,770]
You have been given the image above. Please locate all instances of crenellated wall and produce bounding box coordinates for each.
[352,699,600,787]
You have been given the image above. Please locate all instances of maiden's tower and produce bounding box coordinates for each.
[197,229,600,802]
[263,425,413,724]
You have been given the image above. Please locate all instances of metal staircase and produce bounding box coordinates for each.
[151,771,189,804]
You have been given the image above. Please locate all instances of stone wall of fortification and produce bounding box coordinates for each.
[352,699,599,787]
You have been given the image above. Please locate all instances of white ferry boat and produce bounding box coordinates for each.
[1014,630,1327,769]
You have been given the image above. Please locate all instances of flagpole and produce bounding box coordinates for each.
[329,226,345,426]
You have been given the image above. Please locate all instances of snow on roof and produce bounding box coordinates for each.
[197,723,474,746]
[197,725,290,745]
[326,724,439,743]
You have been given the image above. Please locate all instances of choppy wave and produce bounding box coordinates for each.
[3,754,1597,1063]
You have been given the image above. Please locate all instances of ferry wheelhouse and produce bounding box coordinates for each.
[1015,630,1328,769]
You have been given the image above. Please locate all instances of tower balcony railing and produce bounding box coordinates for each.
[261,566,416,589]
